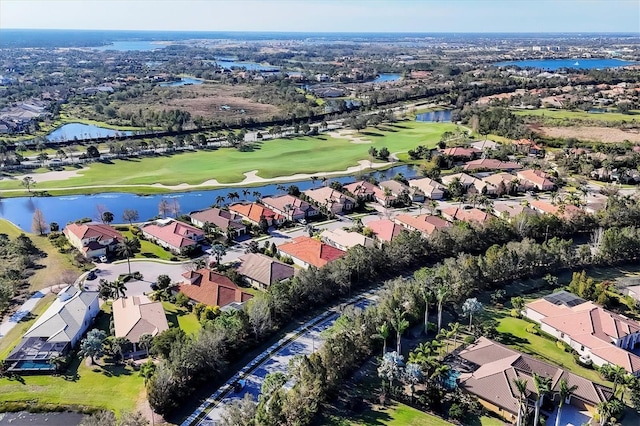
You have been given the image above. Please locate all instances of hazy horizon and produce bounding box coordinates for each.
[1,0,639,34]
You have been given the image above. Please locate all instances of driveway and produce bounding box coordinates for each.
[84,260,190,296]
[183,295,375,426]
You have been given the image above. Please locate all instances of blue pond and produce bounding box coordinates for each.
[46,123,133,142]
[0,165,419,231]
[493,58,637,71]
[416,110,452,122]
[92,41,169,51]
[374,73,402,82]
[160,77,204,87]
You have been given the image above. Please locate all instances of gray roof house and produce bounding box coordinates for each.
[237,253,295,290]
[6,286,100,373]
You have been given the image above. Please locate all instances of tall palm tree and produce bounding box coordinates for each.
[111,279,127,299]
[116,237,139,275]
[533,373,552,426]
[436,283,449,332]
[242,189,251,201]
[215,195,226,207]
[252,191,262,201]
[227,191,240,204]
[609,364,628,397]
[311,176,318,189]
[513,377,529,426]
[372,322,390,357]
[423,287,433,335]
[391,309,409,355]
[555,378,578,426]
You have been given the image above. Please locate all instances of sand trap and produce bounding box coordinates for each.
[9,169,85,183]
[328,129,372,144]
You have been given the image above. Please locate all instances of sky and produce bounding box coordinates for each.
[1,0,639,33]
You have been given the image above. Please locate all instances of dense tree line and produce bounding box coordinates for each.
[0,233,41,313]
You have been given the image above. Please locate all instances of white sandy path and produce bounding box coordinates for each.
[0,159,393,193]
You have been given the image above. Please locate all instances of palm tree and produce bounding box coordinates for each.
[227,191,240,204]
[252,190,262,201]
[138,333,153,357]
[215,195,226,207]
[448,322,460,351]
[276,184,286,194]
[372,322,390,357]
[111,279,127,299]
[242,189,250,201]
[609,364,627,397]
[428,200,438,215]
[423,287,433,335]
[436,282,449,332]
[211,243,227,266]
[116,237,140,275]
[391,309,409,355]
[550,190,559,205]
[555,378,578,426]
[533,373,552,426]
[311,176,318,189]
[513,377,529,426]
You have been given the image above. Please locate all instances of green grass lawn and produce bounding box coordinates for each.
[0,121,457,193]
[0,293,56,360]
[489,309,608,385]
[514,108,640,122]
[119,229,176,261]
[162,301,201,335]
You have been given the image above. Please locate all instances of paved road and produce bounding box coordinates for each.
[183,294,375,426]
[0,285,67,339]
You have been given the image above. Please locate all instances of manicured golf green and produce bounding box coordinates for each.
[0,121,456,193]
[514,108,640,122]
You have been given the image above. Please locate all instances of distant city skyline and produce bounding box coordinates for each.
[1,0,639,34]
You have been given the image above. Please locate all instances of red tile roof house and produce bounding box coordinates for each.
[513,138,544,156]
[344,180,395,207]
[516,169,556,191]
[304,187,356,215]
[175,268,253,308]
[530,199,581,219]
[457,337,613,423]
[364,218,404,242]
[525,291,640,376]
[408,177,445,200]
[229,202,285,227]
[379,180,425,202]
[441,207,491,224]
[236,253,295,290]
[463,159,522,172]
[261,195,320,222]
[394,214,451,237]
[141,218,204,254]
[440,146,482,160]
[482,172,533,194]
[64,222,123,259]
[189,207,247,237]
[440,172,477,190]
[277,236,346,269]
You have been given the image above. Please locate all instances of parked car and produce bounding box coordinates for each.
[233,379,246,393]
[99,255,108,263]
[86,270,97,281]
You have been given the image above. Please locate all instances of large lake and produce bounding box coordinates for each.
[92,41,170,51]
[0,165,419,231]
[493,58,637,71]
[46,123,133,142]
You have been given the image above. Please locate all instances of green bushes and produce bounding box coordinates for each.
[526,323,540,335]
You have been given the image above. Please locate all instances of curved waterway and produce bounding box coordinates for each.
[0,165,419,231]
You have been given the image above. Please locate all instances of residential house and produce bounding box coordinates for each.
[112,295,169,351]
[441,146,481,160]
[529,199,581,219]
[190,207,247,237]
[64,222,123,259]
[525,291,640,375]
[304,187,356,214]
[517,169,556,191]
[441,207,491,224]
[175,269,253,308]
[463,159,522,172]
[344,180,395,207]
[262,195,320,222]
[408,177,445,200]
[320,228,375,251]
[364,219,404,242]
[469,139,500,151]
[492,203,536,220]
[236,253,295,290]
[441,173,477,189]
[513,139,544,156]
[141,218,204,254]
[229,202,285,227]
[6,286,99,373]
[277,236,346,269]
[482,172,531,195]
[394,214,451,236]
[457,337,613,423]
[379,180,425,202]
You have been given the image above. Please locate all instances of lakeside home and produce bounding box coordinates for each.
[304,187,356,214]
[141,218,204,254]
[261,194,320,222]
[189,207,247,237]
[63,222,123,259]
[230,202,285,227]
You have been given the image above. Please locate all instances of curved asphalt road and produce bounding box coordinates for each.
[182,294,376,426]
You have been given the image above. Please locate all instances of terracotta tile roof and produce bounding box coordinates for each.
[190,208,245,231]
[529,199,580,219]
[394,214,451,235]
[441,146,481,158]
[112,296,169,344]
[457,337,612,417]
[142,219,203,249]
[304,186,355,207]
[343,181,377,198]
[492,203,536,219]
[526,294,640,374]
[463,159,522,171]
[365,219,404,242]
[176,268,253,307]
[64,222,123,243]
[237,253,294,287]
[441,207,490,223]
[262,195,315,217]
[277,236,346,268]
[229,202,282,224]
[517,169,555,189]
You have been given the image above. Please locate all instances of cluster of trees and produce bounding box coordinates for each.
[0,233,41,313]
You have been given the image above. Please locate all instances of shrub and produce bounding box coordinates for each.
[526,323,539,335]
[448,403,465,420]
[115,226,129,232]
[464,335,475,344]
[510,308,521,318]
[175,291,189,308]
